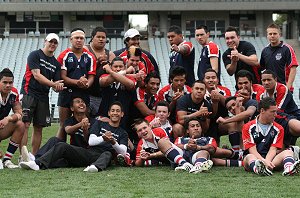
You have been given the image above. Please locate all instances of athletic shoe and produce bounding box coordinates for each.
[19,161,40,171]
[189,163,203,174]
[117,154,132,167]
[201,160,213,172]
[175,162,193,172]
[3,160,19,169]
[291,146,300,161]
[21,146,30,162]
[0,159,3,170]
[83,165,98,172]
[282,160,300,176]
[254,160,272,176]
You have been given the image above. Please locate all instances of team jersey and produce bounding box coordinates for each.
[198,41,221,81]
[57,48,96,92]
[114,47,159,74]
[145,115,173,142]
[257,82,300,117]
[0,87,19,120]
[176,94,212,122]
[63,116,96,148]
[133,87,159,110]
[260,41,298,91]
[223,41,260,84]
[169,41,195,86]
[89,120,128,153]
[135,128,168,161]
[21,49,61,102]
[157,84,192,104]
[242,118,284,157]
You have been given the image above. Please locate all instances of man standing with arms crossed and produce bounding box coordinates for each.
[21,33,64,155]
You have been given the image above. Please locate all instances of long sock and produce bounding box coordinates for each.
[229,132,241,152]
[165,148,186,165]
[194,157,207,165]
[249,160,257,173]
[283,156,295,171]
[3,140,19,162]
[226,159,242,167]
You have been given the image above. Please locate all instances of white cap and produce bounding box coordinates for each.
[124,28,140,39]
[45,33,59,43]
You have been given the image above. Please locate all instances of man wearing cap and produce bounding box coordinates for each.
[114,28,159,75]
[56,28,96,142]
[21,33,65,155]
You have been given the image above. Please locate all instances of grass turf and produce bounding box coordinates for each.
[0,124,300,198]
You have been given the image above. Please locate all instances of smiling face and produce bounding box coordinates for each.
[108,104,124,123]
[45,39,58,54]
[226,99,237,115]
[145,77,160,95]
[225,31,240,49]
[70,97,86,113]
[203,71,218,90]
[135,121,153,140]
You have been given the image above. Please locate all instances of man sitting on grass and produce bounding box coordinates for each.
[20,101,128,172]
[0,68,24,169]
[242,97,300,176]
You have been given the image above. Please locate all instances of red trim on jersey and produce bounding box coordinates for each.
[207,41,220,58]
[180,41,193,56]
[23,64,33,94]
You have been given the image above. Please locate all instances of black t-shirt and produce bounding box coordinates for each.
[244,99,258,121]
[64,116,96,148]
[89,120,128,153]
[21,49,61,102]
[222,41,260,83]
[176,94,212,121]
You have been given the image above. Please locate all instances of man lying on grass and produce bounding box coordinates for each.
[242,97,300,176]
[20,101,128,172]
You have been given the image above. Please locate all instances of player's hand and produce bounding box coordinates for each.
[126,66,135,74]
[263,159,275,170]
[149,117,161,128]
[198,103,211,117]
[211,89,220,103]
[216,116,226,124]
[52,80,66,92]
[103,131,116,144]
[171,44,180,53]
[0,117,9,128]
[103,64,112,73]
[172,89,184,102]
[77,75,88,89]
[140,150,151,160]
[229,46,239,62]
[81,118,90,131]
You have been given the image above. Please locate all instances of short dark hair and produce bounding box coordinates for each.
[196,25,209,33]
[127,46,142,58]
[110,56,125,66]
[236,70,253,83]
[204,68,218,78]
[169,66,186,80]
[225,26,239,36]
[225,96,237,107]
[89,26,107,44]
[258,97,276,111]
[262,69,277,79]
[109,101,123,112]
[144,71,161,84]
[168,25,182,35]
[184,117,201,131]
[70,95,86,107]
[71,28,85,34]
[0,68,14,81]
[155,100,170,113]
[132,118,149,132]
[192,80,205,87]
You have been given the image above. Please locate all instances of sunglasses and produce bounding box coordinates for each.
[49,40,58,44]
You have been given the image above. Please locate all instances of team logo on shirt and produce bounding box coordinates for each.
[68,57,74,63]
[275,53,282,60]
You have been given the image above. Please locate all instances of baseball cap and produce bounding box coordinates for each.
[124,28,140,39]
[45,33,59,43]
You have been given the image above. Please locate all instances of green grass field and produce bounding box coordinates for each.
[1,124,300,198]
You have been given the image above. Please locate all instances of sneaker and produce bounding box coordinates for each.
[117,154,132,167]
[175,162,193,172]
[19,161,40,171]
[254,160,273,176]
[0,159,3,170]
[201,160,213,172]
[21,146,31,162]
[189,163,203,174]
[3,160,19,169]
[83,165,98,172]
[291,146,300,161]
[282,160,300,176]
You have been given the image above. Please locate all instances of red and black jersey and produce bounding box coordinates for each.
[21,49,61,102]
[260,41,298,91]
[0,87,19,120]
[133,87,159,110]
[198,41,221,81]
[242,118,283,157]
[114,47,159,74]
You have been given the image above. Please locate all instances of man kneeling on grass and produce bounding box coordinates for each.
[20,101,128,172]
[133,118,195,172]
[243,97,300,176]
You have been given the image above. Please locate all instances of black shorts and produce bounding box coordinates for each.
[22,95,51,127]
[57,89,90,108]
[276,112,298,147]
